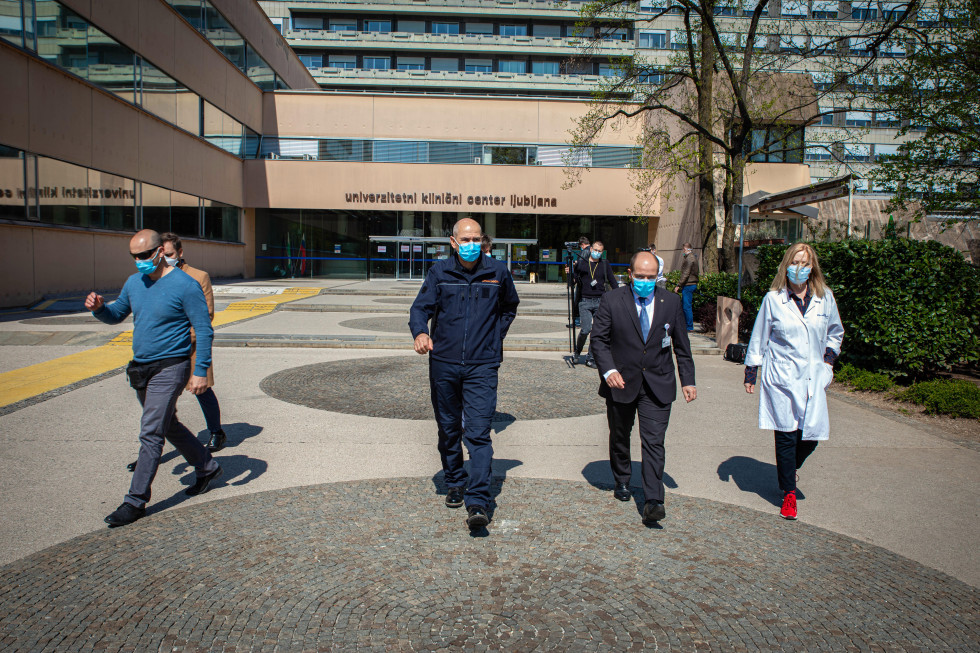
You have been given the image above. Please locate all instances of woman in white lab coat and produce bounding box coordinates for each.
[743,243,844,520]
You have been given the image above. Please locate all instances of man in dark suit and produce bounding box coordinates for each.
[590,250,697,525]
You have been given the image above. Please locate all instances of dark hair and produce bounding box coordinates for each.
[648,243,657,251]
[579,236,590,246]
[592,240,604,248]
[160,232,182,252]
[481,234,493,251]
[682,242,693,250]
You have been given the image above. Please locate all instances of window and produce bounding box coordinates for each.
[810,35,837,54]
[811,0,838,19]
[844,143,870,161]
[484,145,537,165]
[880,40,906,57]
[328,55,356,69]
[397,57,424,71]
[880,2,907,21]
[432,22,459,35]
[500,25,528,36]
[849,37,873,56]
[639,31,667,49]
[639,71,665,84]
[845,110,873,127]
[531,60,560,75]
[780,35,808,53]
[363,56,390,70]
[805,146,833,161]
[874,143,901,160]
[598,64,619,78]
[465,58,492,73]
[810,71,836,90]
[365,20,391,33]
[670,30,690,50]
[269,18,284,34]
[397,20,425,33]
[498,60,526,73]
[714,3,739,16]
[299,54,322,69]
[328,19,356,31]
[292,16,324,30]
[875,111,901,128]
[533,24,561,38]
[747,127,804,163]
[851,2,877,20]
[465,22,493,35]
[431,57,459,72]
[781,0,808,16]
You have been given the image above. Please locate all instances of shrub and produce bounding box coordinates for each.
[752,240,980,379]
[697,302,718,332]
[897,379,980,419]
[834,363,895,392]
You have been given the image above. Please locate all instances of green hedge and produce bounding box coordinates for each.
[896,379,980,419]
[751,240,980,379]
[834,363,896,392]
[664,270,741,314]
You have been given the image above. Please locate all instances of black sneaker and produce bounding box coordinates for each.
[206,429,227,452]
[466,505,490,530]
[105,503,145,527]
[585,358,597,369]
[445,486,465,508]
[185,466,223,496]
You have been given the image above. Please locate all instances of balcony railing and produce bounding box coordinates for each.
[308,66,620,92]
[286,29,632,56]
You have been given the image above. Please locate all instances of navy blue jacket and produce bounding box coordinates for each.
[410,254,520,365]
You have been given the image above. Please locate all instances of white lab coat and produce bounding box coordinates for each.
[745,288,844,440]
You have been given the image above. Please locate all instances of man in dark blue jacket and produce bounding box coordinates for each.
[410,218,520,530]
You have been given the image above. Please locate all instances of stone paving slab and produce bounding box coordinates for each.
[0,478,976,652]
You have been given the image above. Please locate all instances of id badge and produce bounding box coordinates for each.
[590,279,598,287]
[661,323,671,349]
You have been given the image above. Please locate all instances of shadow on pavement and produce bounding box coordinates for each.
[195,422,264,450]
[581,460,678,495]
[491,412,516,433]
[152,454,269,515]
[717,456,801,507]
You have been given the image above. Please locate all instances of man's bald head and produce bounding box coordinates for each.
[630,250,660,276]
[130,229,162,255]
[452,218,482,239]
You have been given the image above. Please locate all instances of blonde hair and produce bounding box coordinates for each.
[770,243,829,298]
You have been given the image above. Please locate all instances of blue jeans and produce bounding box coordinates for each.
[428,358,499,509]
[681,284,696,331]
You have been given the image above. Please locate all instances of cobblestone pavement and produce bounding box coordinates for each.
[0,478,976,652]
[260,356,600,420]
[338,316,567,336]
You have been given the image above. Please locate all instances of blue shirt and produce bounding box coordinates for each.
[94,268,213,376]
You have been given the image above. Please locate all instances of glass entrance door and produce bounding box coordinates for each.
[370,237,451,280]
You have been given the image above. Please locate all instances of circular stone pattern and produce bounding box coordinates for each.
[260,356,600,420]
[374,297,540,307]
[338,316,566,335]
[0,479,976,651]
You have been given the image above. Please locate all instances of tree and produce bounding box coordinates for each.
[872,0,980,221]
[567,0,919,272]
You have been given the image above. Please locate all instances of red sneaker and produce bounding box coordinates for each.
[780,491,798,520]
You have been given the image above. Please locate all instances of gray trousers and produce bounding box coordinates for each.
[126,359,218,509]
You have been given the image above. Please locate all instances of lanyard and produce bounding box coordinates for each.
[588,259,599,279]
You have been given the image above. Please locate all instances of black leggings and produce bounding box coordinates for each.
[774,429,818,493]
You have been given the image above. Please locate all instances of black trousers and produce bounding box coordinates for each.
[774,429,818,493]
[606,383,671,503]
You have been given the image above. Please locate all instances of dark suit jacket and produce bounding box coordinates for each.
[590,285,696,405]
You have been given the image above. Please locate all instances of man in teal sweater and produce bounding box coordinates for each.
[87,229,222,527]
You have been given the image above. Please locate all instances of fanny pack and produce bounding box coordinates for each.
[125,356,189,390]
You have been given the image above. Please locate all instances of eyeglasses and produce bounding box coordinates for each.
[131,247,159,260]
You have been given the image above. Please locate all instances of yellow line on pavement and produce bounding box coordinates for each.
[0,288,320,408]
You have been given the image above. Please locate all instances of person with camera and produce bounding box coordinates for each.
[572,240,618,368]
[86,229,222,527]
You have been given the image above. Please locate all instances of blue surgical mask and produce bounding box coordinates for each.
[590,250,602,260]
[134,251,160,275]
[787,264,811,284]
[457,241,481,262]
[632,278,656,298]
[164,256,180,267]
